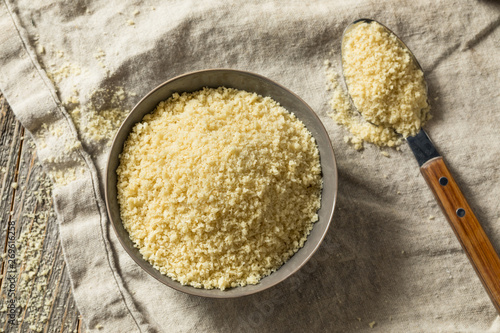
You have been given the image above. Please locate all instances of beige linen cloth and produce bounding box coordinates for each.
[1,0,500,332]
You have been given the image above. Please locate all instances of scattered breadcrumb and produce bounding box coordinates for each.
[127,20,135,26]
[36,44,45,55]
[64,139,82,152]
[93,48,107,69]
[0,171,56,331]
[94,48,105,60]
[65,86,131,144]
[369,321,376,328]
[46,62,81,84]
[39,44,132,147]
[429,215,435,220]
[117,87,322,290]
[49,125,63,137]
[11,182,18,189]
[325,67,403,150]
[49,168,77,186]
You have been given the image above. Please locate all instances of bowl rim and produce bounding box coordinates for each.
[104,68,338,298]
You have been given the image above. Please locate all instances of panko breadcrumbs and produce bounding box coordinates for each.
[117,87,322,290]
[326,68,404,150]
[326,20,430,150]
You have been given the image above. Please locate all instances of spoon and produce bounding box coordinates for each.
[341,18,500,314]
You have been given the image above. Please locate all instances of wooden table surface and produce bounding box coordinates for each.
[0,93,84,333]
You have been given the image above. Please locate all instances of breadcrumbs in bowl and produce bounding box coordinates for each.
[117,87,322,290]
[105,69,337,297]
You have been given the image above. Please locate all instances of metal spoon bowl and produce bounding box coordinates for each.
[340,18,428,128]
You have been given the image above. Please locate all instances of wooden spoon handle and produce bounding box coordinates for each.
[421,156,500,313]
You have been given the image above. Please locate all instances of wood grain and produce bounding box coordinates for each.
[421,156,500,314]
[0,93,84,332]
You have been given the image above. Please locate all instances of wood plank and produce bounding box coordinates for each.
[0,93,84,332]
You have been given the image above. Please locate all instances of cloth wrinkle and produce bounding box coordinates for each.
[0,1,147,331]
[463,15,500,51]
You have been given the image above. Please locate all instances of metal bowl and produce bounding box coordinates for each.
[105,69,338,298]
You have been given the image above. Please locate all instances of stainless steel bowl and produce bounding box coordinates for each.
[105,69,338,298]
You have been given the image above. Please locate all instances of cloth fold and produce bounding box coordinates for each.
[1,0,499,332]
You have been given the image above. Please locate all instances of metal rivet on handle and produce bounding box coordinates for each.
[439,177,448,186]
[456,208,466,217]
